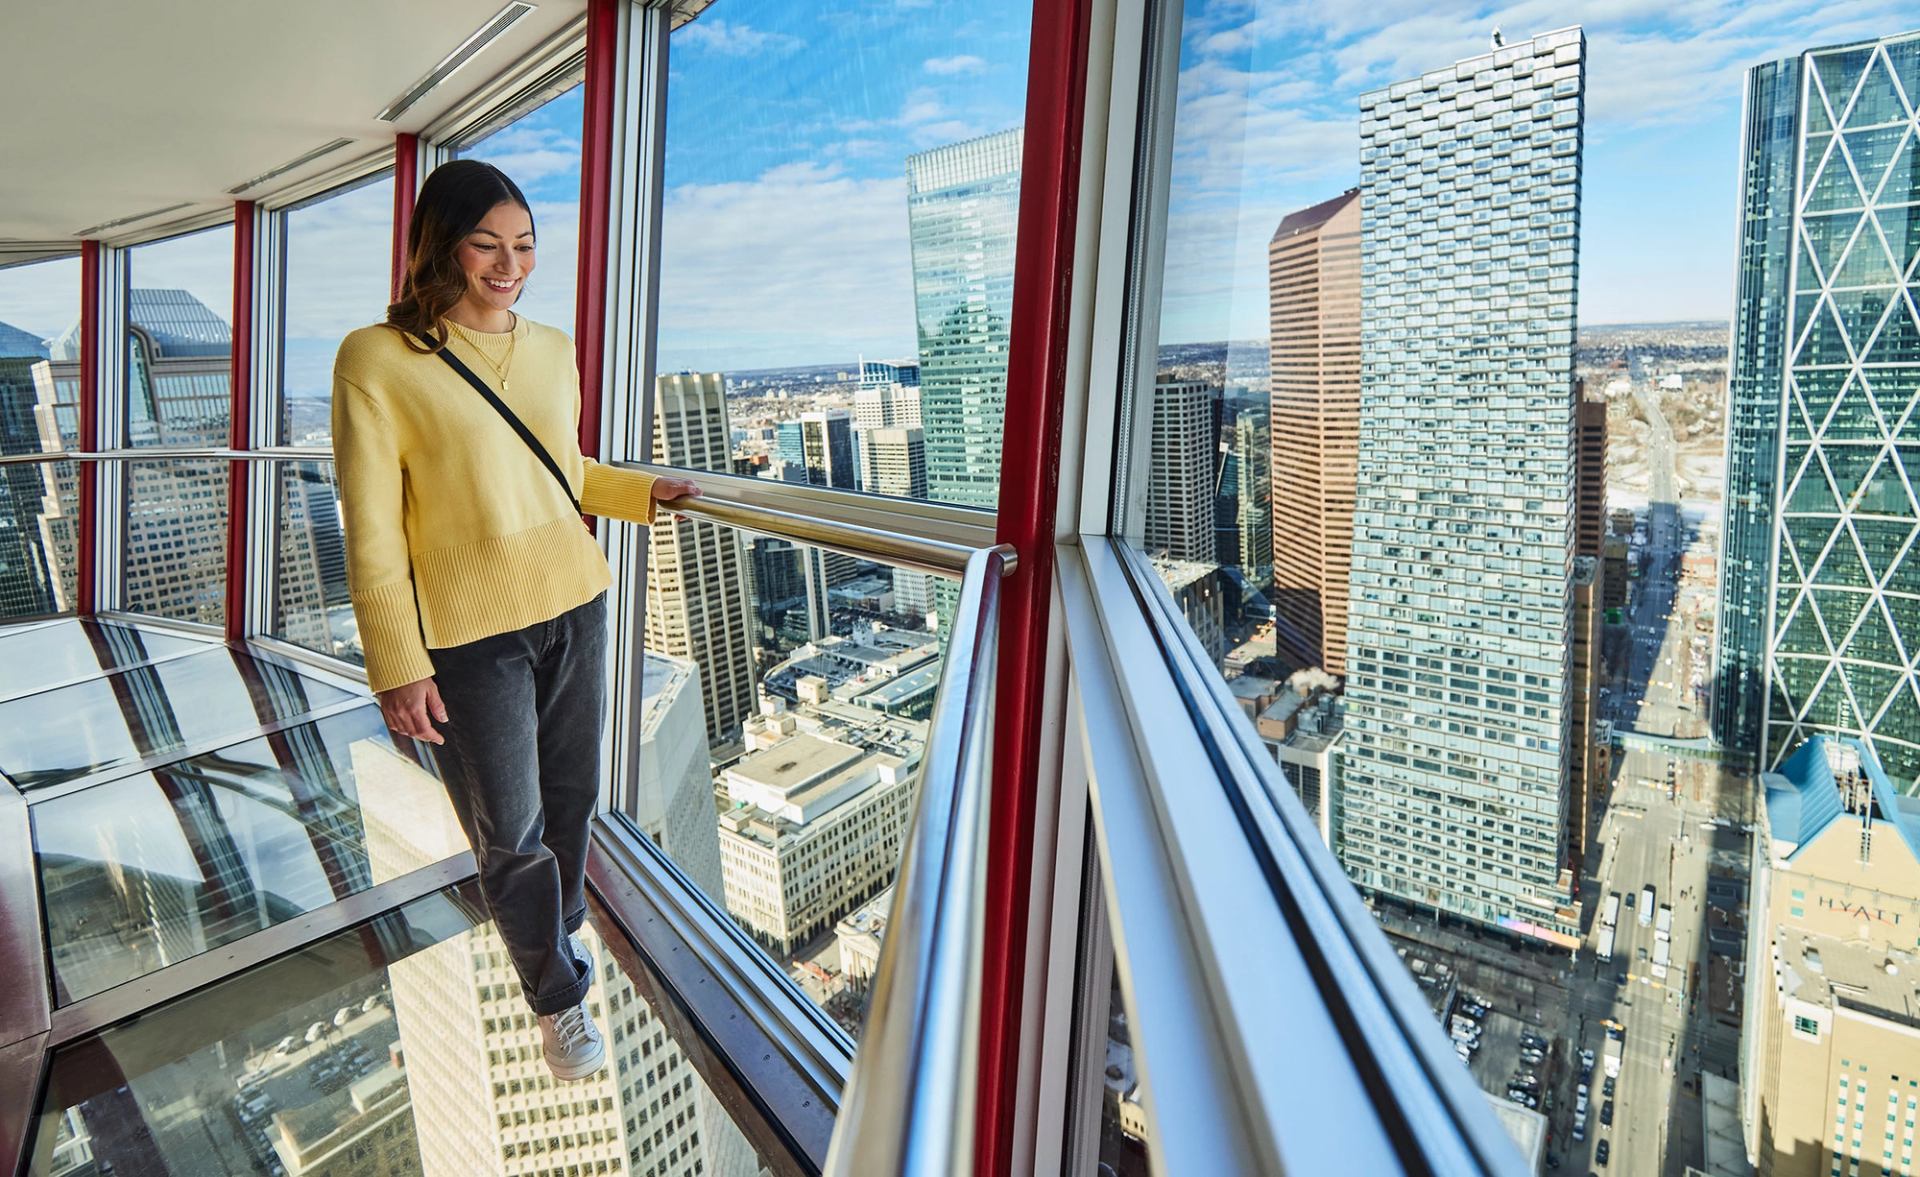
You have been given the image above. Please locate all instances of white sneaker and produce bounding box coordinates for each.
[539,1002,605,1081]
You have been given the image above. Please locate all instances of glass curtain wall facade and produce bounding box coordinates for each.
[1714,58,1805,763]
[1339,29,1586,941]
[1731,34,1920,786]
[908,129,1023,511]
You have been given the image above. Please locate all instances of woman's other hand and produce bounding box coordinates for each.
[379,677,449,745]
[651,476,703,517]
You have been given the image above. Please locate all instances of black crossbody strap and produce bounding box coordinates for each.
[419,333,582,514]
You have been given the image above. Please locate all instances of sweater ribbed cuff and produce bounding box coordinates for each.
[351,579,437,693]
[581,463,657,526]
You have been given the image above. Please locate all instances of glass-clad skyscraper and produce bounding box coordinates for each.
[1714,55,1806,763]
[1338,28,1586,942]
[1718,32,1920,786]
[905,128,1022,511]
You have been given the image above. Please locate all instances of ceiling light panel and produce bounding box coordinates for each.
[375,2,537,123]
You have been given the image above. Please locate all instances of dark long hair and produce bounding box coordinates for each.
[386,160,535,352]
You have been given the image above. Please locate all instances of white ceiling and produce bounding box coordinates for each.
[0,0,590,244]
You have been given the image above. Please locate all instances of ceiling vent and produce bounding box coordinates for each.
[76,202,196,237]
[375,3,538,123]
[226,138,358,196]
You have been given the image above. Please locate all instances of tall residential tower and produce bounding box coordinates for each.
[1338,29,1586,942]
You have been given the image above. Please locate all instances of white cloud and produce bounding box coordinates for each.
[925,54,988,76]
[676,18,803,57]
[282,178,395,343]
[655,163,917,371]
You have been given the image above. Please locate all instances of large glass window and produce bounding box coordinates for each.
[279,170,394,446]
[655,1,1031,509]
[273,171,391,662]
[1104,6,1906,1175]
[453,83,585,338]
[122,227,235,627]
[0,256,81,619]
[634,372,947,1037]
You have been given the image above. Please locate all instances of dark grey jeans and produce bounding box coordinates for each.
[426,590,606,1016]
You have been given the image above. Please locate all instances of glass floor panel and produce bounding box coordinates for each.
[0,645,356,791]
[26,886,775,1177]
[0,618,213,702]
[33,705,468,1004]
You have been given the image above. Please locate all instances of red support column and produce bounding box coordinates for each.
[980,0,1094,1172]
[392,133,419,302]
[573,0,620,461]
[224,201,256,641]
[76,240,100,617]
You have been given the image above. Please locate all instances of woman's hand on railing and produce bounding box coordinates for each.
[651,475,703,518]
[379,677,448,746]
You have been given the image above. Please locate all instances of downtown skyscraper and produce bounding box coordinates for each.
[906,128,1022,511]
[1269,188,1361,675]
[1338,28,1587,942]
[648,373,757,751]
[1715,31,1920,787]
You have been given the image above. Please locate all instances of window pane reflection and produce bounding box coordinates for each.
[638,373,942,1035]
[0,645,356,792]
[0,256,80,620]
[453,84,584,338]
[281,171,394,446]
[27,887,774,1177]
[656,1,1030,509]
[34,704,462,1003]
[272,460,358,666]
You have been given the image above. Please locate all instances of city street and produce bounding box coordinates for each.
[1553,389,1747,1175]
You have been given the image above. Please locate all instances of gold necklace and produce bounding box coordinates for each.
[451,313,518,391]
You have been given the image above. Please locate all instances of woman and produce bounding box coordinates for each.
[332,159,698,1081]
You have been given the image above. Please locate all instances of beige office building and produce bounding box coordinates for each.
[1746,737,1920,1177]
[649,373,757,751]
[1267,188,1360,674]
[718,705,924,958]
[858,427,926,501]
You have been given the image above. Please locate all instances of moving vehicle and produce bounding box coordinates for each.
[1596,923,1615,962]
[1602,892,1620,928]
[1651,936,1671,981]
[1655,904,1673,937]
[1597,1139,1611,1166]
[1639,886,1656,925]
[1603,1023,1625,1079]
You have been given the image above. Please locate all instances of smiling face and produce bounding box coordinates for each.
[453,201,536,320]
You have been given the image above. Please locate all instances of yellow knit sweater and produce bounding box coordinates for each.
[331,317,656,693]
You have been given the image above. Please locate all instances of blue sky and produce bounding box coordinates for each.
[2,1,1913,373]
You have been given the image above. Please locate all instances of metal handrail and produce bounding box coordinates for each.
[823,544,1003,1177]
[0,446,332,465]
[1,448,1016,581]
